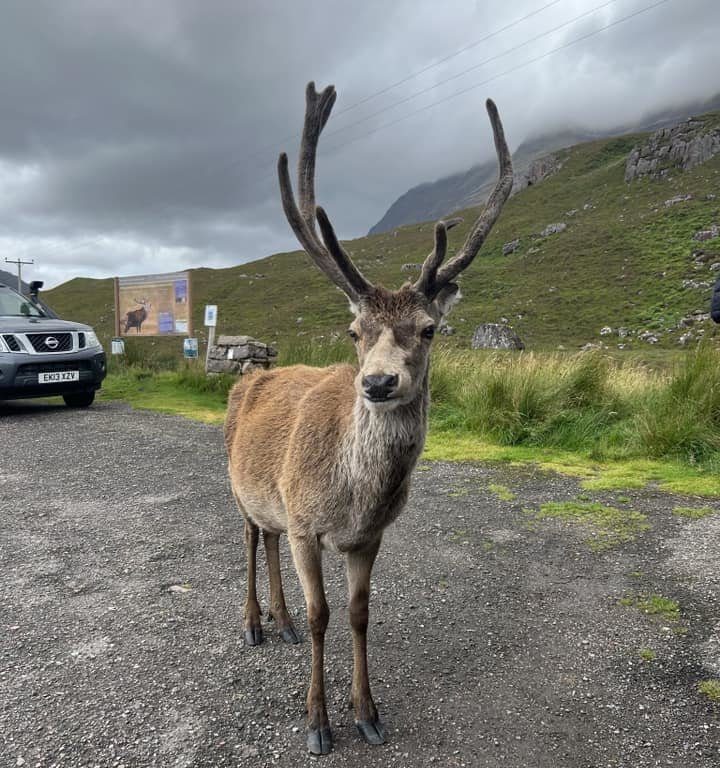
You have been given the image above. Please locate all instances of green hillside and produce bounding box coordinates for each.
[45,114,720,358]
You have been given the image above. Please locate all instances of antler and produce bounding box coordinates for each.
[278,82,373,302]
[414,99,513,300]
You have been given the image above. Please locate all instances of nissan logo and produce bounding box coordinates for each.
[44,336,59,350]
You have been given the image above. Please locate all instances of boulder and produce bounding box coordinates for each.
[502,238,520,255]
[541,222,566,237]
[694,225,720,242]
[471,323,525,351]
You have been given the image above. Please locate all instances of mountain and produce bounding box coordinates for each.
[369,93,720,236]
[44,110,720,355]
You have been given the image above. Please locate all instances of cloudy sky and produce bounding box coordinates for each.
[0,0,718,288]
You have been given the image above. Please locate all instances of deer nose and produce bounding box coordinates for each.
[362,374,399,401]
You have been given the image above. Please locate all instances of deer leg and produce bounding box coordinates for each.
[346,537,385,746]
[263,530,301,644]
[243,517,263,646]
[289,534,332,755]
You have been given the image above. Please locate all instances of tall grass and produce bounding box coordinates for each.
[104,339,720,470]
[429,345,720,468]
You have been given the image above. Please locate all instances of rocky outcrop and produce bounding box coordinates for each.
[625,119,720,182]
[471,323,525,350]
[207,335,277,375]
[513,153,563,194]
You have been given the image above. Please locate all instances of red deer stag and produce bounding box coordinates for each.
[225,82,512,755]
[124,298,151,334]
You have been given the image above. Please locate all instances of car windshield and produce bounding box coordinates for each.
[0,286,45,317]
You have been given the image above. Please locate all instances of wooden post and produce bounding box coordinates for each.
[205,325,216,373]
[113,277,121,336]
[186,271,194,338]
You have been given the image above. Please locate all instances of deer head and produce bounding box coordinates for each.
[279,82,513,411]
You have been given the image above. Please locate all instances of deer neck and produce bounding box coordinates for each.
[347,368,430,489]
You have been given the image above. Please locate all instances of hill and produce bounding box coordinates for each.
[368,128,596,235]
[44,112,720,356]
[369,93,720,235]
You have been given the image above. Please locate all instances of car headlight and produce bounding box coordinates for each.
[84,330,102,349]
[0,336,8,353]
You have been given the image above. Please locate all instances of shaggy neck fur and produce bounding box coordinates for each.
[343,366,430,537]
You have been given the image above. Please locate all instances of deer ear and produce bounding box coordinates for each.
[433,283,462,319]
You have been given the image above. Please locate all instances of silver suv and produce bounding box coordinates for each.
[0,281,106,407]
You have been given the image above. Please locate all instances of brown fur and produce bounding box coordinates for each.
[226,80,512,755]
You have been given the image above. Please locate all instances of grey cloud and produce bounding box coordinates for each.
[0,0,717,288]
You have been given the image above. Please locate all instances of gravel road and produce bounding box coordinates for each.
[1,400,719,767]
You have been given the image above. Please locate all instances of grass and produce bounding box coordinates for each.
[698,679,720,702]
[619,594,681,623]
[45,112,720,356]
[100,365,230,425]
[534,501,650,551]
[488,483,516,501]
[96,343,720,497]
[673,506,717,519]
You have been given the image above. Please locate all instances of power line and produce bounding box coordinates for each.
[245,0,568,162]
[316,0,673,159]
[37,0,674,268]
[334,0,567,117]
[322,0,620,144]
[236,0,620,177]
[5,257,34,293]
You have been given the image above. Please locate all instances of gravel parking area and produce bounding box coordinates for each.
[1,400,718,767]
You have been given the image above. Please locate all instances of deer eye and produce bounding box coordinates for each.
[421,325,435,340]
[347,329,359,342]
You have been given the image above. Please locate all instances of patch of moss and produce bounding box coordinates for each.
[638,648,656,662]
[620,593,681,623]
[698,679,720,702]
[673,506,717,520]
[535,501,650,551]
[422,433,720,498]
[488,483,516,502]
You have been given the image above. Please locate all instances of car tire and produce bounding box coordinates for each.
[63,390,95,408]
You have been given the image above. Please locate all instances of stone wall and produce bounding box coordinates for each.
[206,335,277,375]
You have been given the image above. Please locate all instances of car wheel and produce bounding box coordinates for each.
[63,390,95,408]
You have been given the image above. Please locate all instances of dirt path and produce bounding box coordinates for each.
[1,401,718,767]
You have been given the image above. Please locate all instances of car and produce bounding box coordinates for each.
[0,280,106,407]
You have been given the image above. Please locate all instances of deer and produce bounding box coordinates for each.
[224,82,512,755]
[124,298,151,334]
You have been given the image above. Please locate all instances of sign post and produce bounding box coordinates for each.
[204,304,218,373]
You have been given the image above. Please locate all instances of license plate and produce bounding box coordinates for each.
[38,371,79,384]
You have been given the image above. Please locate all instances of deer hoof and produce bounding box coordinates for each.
[306,725,333,755]
[279,625,301,644]
[356,718,386,745]
[244,627,264,646]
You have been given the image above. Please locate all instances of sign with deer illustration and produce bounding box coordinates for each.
[113,271,192,337]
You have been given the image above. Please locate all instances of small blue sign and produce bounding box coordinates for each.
[183,338,198,358]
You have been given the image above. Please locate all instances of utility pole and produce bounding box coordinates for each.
[4,257,34,294]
